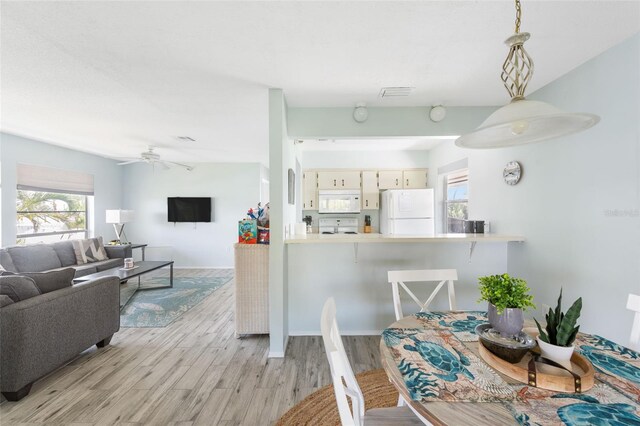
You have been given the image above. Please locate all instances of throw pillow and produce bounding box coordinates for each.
[21,268,75,294]
[0,294,14,308]
[72,237,108,264]
[0,275,41,302]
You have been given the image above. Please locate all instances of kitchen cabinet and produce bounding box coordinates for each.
[361,171,379,209]
[403,170,428,189]
[378,170,403,189]
[302,171,318,210]
[317,171,361,189]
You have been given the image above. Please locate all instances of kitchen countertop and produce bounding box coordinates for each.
[284,233,525,244]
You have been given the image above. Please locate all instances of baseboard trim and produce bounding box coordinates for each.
[268,335,289,358]
[288,330,383,336]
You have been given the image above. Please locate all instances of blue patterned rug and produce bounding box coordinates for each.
[120,272,234,328]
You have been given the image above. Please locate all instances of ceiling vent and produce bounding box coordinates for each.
[378,87,415,98]
[176,136,196,142]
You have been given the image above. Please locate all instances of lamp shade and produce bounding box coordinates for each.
[105,209,134,224]
[455,99,600,149]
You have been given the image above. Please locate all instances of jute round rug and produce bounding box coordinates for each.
[276,369,398,425]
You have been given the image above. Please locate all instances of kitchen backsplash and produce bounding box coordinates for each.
[302,210,380,233]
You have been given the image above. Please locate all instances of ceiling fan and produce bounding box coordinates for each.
[117,146,194,171]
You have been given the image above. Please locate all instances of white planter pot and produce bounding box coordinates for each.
[536,337,574,370]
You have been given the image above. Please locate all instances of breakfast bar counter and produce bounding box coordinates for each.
[285,233,525,244]
[284,232,525,337]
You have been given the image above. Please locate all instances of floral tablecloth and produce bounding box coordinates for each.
[383,311,640,425]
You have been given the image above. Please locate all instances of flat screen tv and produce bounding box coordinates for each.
[168,197,212,223]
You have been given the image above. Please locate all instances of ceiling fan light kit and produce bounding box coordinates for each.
[117,146,194,171]
[456,0,599,149]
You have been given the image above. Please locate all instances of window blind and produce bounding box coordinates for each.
[17,163,94,195]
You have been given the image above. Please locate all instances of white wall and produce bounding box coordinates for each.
[121,162,262,268]
[0,132,122,246]
[428,34,640,345]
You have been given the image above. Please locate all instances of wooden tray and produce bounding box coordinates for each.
[479,341,595,393]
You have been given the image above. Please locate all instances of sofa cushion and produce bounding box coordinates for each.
[0,249,16,272]
[7,245,62,272]
[20,268,75,294]
[73,264,98,278]
[0,275,41,302]
[52,241,77,267]
[72,237,108,264]
[0,294,14,308]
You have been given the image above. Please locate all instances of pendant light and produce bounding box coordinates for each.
[456,0,599,149]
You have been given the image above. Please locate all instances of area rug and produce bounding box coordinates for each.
[120,271,233,328]
[276,369,398,426]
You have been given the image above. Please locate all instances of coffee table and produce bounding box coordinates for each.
[73,260,174,310]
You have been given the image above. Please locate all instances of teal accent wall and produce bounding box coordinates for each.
[427,33,640,345]
[287,106,496,139]
[268,89,293,356]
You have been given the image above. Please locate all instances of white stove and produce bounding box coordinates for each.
[318,217,358,234]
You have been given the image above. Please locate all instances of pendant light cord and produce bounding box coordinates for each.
[514,0,522,33]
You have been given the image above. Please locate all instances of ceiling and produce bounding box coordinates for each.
[1,1,638,165]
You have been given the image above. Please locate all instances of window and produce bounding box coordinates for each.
[444,169,468,233]
[15,164,95,245]
[16,190,89,244]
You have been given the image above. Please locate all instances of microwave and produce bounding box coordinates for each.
[318,190,361,214]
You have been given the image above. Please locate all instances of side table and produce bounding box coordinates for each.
[129,243,147,261]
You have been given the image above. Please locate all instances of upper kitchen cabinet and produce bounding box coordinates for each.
[361,171,379,210]
[317,171,361,190]
[302,171,318,210]
[403,169,428,189]
[378,170,403,189]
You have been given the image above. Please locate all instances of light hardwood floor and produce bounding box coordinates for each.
[0,269,382,425]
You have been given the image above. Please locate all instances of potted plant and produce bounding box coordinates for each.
[534,289,582,369]
[478,273,535,337]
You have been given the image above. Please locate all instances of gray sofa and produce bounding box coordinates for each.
[0,275,120,401]
[0,240,129,401]
[0,240,132,277]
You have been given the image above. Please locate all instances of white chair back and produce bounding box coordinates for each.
[388,269,458,321]
[627,293,640,350]
[321,298,365,426]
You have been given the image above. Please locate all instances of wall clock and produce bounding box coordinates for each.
[503,161,522,185]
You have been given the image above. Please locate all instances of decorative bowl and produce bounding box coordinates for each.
[475,323,536,364]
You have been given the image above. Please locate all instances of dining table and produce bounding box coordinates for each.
[380,311,640,425]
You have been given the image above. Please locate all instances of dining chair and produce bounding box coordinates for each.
[627,293,640,350]
[320,298,425,426]
[388,269,458,321]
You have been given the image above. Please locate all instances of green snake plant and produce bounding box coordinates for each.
[534,289,582,347]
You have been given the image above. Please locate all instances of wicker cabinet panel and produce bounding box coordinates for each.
[234,244,269,335]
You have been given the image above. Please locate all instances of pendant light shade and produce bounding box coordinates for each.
[455,99,600,149]
[456,0,599,149]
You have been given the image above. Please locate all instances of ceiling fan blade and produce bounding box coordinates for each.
[117,160,142,166]
[164,160,194,171]
[158,161,171,170]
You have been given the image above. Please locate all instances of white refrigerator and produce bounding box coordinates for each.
[380,189,435,235]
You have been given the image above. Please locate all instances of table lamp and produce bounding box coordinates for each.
[105,209,134,244]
